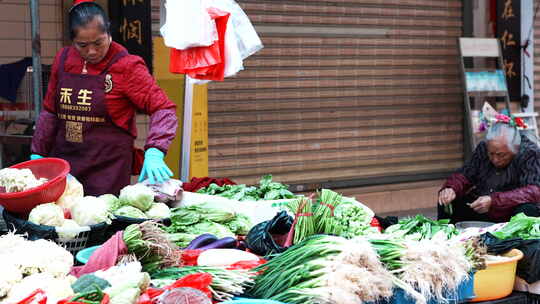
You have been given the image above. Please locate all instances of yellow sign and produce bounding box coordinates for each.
[189,84,208,179]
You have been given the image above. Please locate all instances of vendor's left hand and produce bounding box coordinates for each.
[469,195,492,214]
[139,148,173,184]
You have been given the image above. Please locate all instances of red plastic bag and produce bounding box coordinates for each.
[370,217,383,232]
[137,288,165,304]
[138,273,213,304]
[165,273,213,299]
[169,8,230,81]
[227,259,266,270]
[16,289,47,304]
[181,249,203,266]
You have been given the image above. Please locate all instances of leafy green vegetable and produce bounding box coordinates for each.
[165,202,253,246]
[170,202,235,224]
[183,221,235,239]
[492,213,540,240]
[383,214,458,240]
[226,214,252,235]
[71,274,111,293]
[197,175,295,201]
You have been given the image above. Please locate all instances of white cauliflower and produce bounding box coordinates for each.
[0,168,47,193]
[56,219,82,240]
[0,261,23,298]
[3,273,74,304]
[28,203,65,227]
[71,196,113,226]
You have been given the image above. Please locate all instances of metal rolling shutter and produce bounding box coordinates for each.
[207,0,464,189]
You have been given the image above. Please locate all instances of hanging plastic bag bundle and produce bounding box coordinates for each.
[160,0,217,50]
[169,8,230,81]
[203,0,263,60]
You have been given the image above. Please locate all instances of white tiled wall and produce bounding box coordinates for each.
[0,0,64,65]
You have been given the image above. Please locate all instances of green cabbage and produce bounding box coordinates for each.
[99,194,123,212]
[119,184,154,212]
[145,203,170,219]
[115,206,147,219]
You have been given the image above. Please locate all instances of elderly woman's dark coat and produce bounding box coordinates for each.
[442,136,540,222]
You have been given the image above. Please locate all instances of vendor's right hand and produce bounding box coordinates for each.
[438,188,456,205]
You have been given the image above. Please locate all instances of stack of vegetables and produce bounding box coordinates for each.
[251,233,483,304]
[104,183,171,220]
[383,214,459,240]
[123,221,182,273]
[250,235,395,303]
[285,189,377,245]
[165,201,253,248]
[197,175,295,201]
[492,212,540,240]
[0,233,75,304]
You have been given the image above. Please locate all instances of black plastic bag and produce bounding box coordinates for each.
[479,232,540,283]
[245,211,293,257]
[375,215,398,230]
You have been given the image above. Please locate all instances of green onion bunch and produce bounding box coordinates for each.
[123,222,181,273]
[250,235,394,304]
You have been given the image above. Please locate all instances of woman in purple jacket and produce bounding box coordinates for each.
[438,122,540,223]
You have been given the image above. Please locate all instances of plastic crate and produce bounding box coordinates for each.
[55,225,92,255]
[2,209,109,255]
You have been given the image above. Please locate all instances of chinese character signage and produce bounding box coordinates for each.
[497,0,521,101]
[109,0,153,73]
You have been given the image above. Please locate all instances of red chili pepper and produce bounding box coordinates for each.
[15,289,47,304]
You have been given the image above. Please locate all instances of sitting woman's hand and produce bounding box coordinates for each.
[470,196,492,214]
[438,188,456,205]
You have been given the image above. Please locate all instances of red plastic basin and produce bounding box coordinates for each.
[0,158,70,215]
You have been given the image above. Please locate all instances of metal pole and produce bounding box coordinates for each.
[180,76,193,182]
[30,0,43,120]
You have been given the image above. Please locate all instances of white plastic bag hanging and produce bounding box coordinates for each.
[203,0,264,59]
[223,12,244,77]
[160,0,218,50]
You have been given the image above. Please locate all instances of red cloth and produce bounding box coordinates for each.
[169,8,230,81]
[32,42,177,155]
[489,185,540,221]
[70,231,127,278]
[73,0,94,5]
[182,177,236,192]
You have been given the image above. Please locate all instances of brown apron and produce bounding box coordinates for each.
[50,47,133,196]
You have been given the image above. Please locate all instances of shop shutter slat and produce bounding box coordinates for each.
[206,0,463,187]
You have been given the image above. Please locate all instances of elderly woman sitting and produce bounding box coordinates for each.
[438,122,540,223]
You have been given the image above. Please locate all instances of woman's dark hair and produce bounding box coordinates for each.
[69,2,111,40]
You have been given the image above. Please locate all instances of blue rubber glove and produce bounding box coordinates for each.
[138,148,173,184]
[30,154,44,160]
